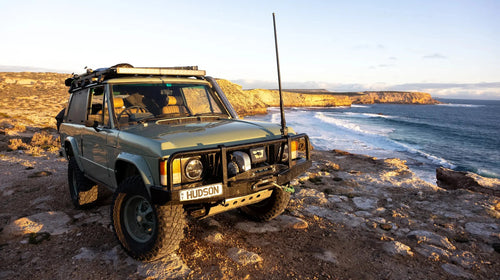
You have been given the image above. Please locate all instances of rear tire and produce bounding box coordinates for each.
[68,157,98,208]
[111,176,186,261]
[240,186,291,222]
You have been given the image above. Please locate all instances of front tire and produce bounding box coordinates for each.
[68,157,98,208]
[111,176,186,261]
[240,186,291,222]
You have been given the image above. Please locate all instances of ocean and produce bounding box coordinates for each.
[246,99,500,184]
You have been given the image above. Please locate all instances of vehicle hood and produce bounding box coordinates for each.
[120,118,288,153]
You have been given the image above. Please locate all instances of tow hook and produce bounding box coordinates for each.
[272,182,295,193]
[252,178,295,193]
[251,177,275,191]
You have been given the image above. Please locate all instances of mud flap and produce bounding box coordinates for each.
[78,185,99,205]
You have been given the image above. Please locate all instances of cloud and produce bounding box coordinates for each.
[422,53,447,59]
[387,82,500,90]
[387,82,500,100]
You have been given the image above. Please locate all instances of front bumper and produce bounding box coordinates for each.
[151,157,311,206]
[151,134,312,207]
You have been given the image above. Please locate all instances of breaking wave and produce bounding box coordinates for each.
[248,100,500,182]
[437,103,485,108]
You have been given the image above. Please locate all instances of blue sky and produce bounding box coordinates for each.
[1,0,499,99]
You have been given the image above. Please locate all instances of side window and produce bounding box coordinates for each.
[87,86,110,127]
[66,89,88,124]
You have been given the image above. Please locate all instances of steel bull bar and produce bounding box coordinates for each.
[150,134,312,207]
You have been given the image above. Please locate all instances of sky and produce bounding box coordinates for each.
[1,0,499,99]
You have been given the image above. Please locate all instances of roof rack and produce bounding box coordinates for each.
[65,64,206,92]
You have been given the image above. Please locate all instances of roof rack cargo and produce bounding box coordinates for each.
[65,64,206,92]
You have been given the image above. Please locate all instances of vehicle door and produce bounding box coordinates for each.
[81,85,114,185]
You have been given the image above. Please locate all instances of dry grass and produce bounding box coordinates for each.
[7,138,29,151]
[0,72,67,156]
[7,131,59,156]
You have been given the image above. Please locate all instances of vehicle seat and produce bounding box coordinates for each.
[162,96,188,116]
[115,97,143,123]
[113,97,125,114]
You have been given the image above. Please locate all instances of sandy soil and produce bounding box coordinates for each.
[0,73,499,279]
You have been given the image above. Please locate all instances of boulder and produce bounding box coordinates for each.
[464,222,500,238]
[407,230,456,250]
[383,241,414,257]
[352,197,378,210]
[414,244,452,261]
[436,167,500,197]
[2,211,72,238]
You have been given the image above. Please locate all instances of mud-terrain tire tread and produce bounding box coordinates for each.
[68,157,98,208]
[240,187,291,222]
[111,175,186,261]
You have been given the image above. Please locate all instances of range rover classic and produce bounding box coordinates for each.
[59,64,311,261]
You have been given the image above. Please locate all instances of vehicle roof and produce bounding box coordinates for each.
[104,77,210,85]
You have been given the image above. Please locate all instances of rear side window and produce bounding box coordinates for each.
[66,89,88,124]
[87,86,110,126]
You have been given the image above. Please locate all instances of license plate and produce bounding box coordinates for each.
[179,183,223,201]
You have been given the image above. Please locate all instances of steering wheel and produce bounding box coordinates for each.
[117,105,149,120]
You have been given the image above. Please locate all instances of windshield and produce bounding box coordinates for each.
[110,83,227,124]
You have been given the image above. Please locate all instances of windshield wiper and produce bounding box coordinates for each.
[191,113,229,118]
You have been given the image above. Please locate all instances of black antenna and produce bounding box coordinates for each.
[273,12,287,136]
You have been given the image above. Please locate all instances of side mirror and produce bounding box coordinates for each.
[84,120,101,132]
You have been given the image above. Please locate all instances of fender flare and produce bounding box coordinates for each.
[63,136,84,171]
[115,152,155,195]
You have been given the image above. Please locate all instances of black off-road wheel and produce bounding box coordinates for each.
[240,186,291,222]
[68,157,98,208]
[111,176,186,261]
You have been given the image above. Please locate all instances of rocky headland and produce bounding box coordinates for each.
[0,72,498,279]
[216,80,441,116]
[348,90,440,105]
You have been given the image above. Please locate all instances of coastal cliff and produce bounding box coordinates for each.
[215,79,268,116]
[216,79,441,116]
[246,89,352,107]
[349,91,441,105]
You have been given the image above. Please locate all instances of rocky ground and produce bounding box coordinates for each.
[0,147,499,279]
[0,72,499,279]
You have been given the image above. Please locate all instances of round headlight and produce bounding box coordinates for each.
[185,158,203,180]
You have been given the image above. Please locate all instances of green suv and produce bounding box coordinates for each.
[59,64,311,261]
